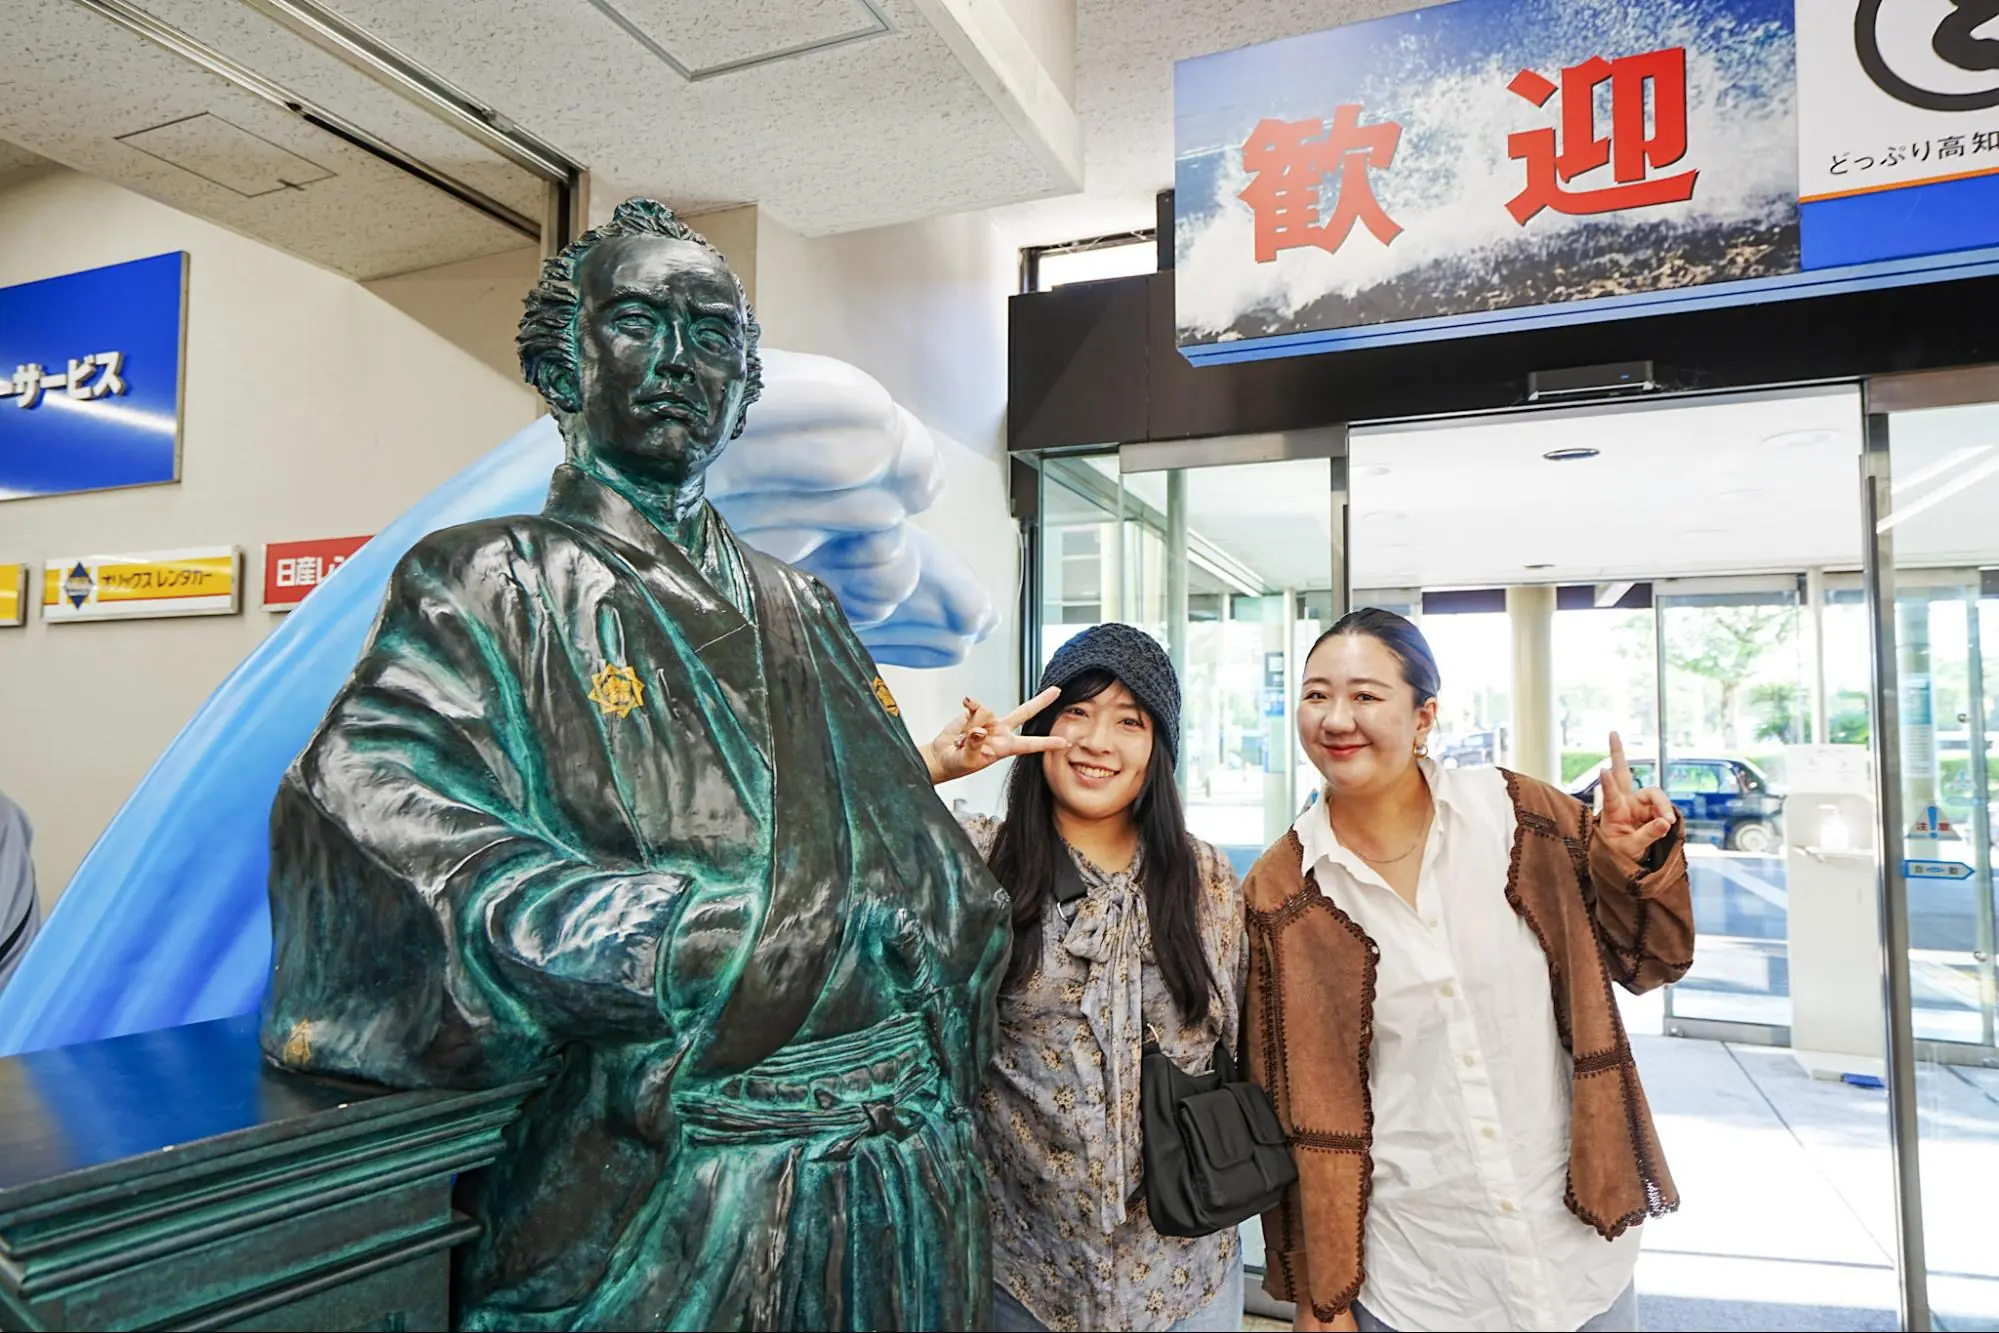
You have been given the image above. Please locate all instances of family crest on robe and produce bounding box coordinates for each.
[260,197,1010,1331]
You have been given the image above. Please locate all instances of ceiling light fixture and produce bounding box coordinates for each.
[1355,464,1393,478]
[1542,447,1600,462]
[1524,562,1556,570]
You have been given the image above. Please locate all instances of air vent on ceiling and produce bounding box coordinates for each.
[585,0,891,81]
[117,113,334,198]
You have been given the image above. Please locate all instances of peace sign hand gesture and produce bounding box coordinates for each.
[1598,731,1678,862]
[922,689,1071,786]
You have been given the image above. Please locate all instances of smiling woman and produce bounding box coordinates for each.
[923,622,1250,1333]
[1240,608,1694,1333]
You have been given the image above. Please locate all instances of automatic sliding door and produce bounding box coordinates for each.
[1865,376,1999,1332]
[1655,579,1810,1037]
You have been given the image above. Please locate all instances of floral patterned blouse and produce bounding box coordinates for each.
[961,816,1247,1332]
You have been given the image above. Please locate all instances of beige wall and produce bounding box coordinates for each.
[685,205,759,306]
[0,170,539,908]
[363,245,543,385]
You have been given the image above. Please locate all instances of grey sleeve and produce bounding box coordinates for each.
[0,797,42,990]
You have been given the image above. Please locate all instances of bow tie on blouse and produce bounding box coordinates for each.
[1059,855,1148,1236]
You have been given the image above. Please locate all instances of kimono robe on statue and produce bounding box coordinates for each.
[262,464,1010,1331]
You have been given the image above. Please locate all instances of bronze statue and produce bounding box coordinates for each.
[261,199,1010,1331]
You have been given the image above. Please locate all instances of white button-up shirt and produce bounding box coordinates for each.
[1295,760,1639,1332]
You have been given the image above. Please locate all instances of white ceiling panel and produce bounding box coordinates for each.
[0,2,530,278]
[319,0,1071,234]
[118,112,335,196]
[1347,389,1872,592]
[2,0,1081,279]
[595,0,888,75]
[133,0,549,220]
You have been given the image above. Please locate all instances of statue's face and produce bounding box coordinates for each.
[571,235,748,486]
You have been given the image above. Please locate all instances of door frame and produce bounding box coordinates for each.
[1861,363,1999,1333]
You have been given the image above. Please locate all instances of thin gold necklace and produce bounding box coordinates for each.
[1331,794,1436,865]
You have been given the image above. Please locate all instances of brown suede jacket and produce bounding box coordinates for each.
[1243,770,1694,1322]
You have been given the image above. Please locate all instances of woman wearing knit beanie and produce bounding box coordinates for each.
[921,622,1248,1333]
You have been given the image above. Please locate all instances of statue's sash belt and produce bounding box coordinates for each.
[676,1011,946,1155]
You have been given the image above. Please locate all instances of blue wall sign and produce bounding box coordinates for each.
[0,252,187,499]
[1174,1,1999,365]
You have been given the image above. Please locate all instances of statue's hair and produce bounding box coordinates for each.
[517,197,762,438]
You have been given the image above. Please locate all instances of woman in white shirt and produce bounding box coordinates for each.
[1238,608,1695,1333]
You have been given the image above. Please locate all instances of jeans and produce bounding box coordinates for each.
[993,1246,1246,1332]
[1351,1282,1638,1333]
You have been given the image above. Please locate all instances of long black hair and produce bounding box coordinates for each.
[986,668,1219,1024]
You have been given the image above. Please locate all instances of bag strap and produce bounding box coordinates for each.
[1052,850,1089,917]
[1211,1037,1238,1083]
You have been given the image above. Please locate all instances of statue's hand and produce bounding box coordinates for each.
[923,688,1069,785]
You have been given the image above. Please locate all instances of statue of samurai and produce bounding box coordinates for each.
[261,197,1009,1331]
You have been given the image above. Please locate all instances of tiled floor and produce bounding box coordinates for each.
[1630,993,1999,1330]
[1234,994,1999,1330]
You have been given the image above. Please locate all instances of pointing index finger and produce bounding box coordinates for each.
[1609,731,1633,797]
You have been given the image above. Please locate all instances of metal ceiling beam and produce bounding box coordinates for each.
[71,0,544,242]
[232,0,578,184]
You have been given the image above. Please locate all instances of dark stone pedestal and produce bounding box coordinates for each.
[0,1015,535,1332]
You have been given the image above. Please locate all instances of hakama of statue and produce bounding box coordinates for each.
[261,198,1010,1331]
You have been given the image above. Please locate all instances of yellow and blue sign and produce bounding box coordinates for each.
[0,563,24,627]
[42,547,240,623]
[1174,0,1999,363]
[0,252,187,500]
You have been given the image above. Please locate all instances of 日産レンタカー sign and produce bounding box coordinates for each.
[1173,0,1999,364]
[0,252,187,500]
[262,535,370,610]
[42,547,240,623]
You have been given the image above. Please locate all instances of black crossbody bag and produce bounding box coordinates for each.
[1052,855,1297,1239]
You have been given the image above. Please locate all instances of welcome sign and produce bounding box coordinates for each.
[1174,0,1999,364]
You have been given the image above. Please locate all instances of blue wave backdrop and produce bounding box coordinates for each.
[0,350,994,1057]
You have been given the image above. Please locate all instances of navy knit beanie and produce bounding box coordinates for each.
[1038,623,1181,767]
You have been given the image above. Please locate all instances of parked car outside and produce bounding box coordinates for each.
[1438,727,1507,769]
[1569,755,1786,853]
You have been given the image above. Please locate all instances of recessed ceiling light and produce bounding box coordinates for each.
[1542,447,1600,462]
[1524,562,1556,570]
[1762,429,1840,449]
[1355,464,1393,478]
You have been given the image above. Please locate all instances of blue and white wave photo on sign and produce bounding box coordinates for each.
[1174,0,1800,355]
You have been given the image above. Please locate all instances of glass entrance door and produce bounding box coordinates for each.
[1654,578,1813,1038]
[1865,375,1999,1331]
[1035,450,1338,877]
